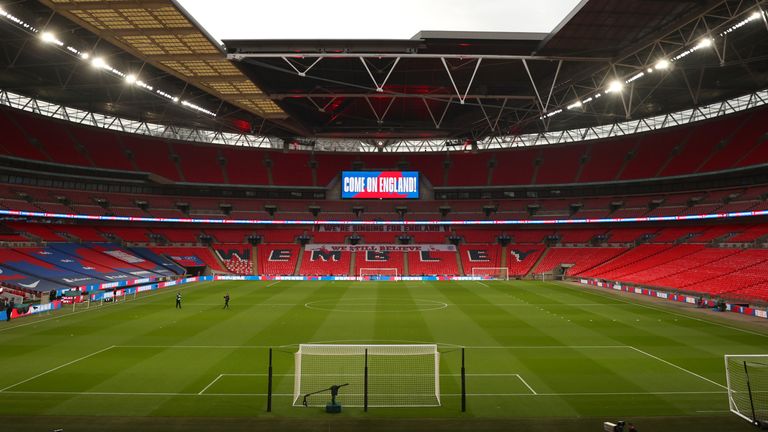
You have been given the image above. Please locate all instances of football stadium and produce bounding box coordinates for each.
[1,1,768,431]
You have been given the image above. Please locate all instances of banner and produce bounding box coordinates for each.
[304,244,456,252]
[341,171,419,199]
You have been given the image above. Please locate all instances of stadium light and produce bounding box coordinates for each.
[80,52,90,60]
[90,57,107,69]
[695,38,712,49]
[40,31,62,46]
[750,10,763,20]
[654,59,670,70]
[124,74,137,85]
[567,101,582,110]
[606,80,624,94]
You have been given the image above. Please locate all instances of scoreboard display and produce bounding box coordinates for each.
[341,171,419,199]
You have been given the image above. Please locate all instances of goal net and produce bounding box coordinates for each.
[725,354,768,427]
[359,268,399,280]
[293,344,440,408]
[471,267,509,280]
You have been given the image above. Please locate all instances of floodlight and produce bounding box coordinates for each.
[606,80,624,93]
[750,10,763,20]
[40,32,56,44]
[695,38,712,49]
[125,74,137,84]
[90,57,107,69]
[567,101,582,110]
[654,59,670,70]
[80,52,90,60]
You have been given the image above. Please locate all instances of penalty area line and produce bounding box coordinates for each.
[628,346,727,390]
[0,345,116,392]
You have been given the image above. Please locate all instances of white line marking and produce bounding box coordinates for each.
[629,346,727,390]
[476,282,490,288]
[0,281,208,333]
[0,390,726,397]
[552,282,768,338]
[696,410,730,413]
[111,345,630,349]
[266,281,280,287]
[0,345,115,392]
[198,374,223,395]
[515,374,538,395]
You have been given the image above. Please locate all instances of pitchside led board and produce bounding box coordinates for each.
[341,171,420,199]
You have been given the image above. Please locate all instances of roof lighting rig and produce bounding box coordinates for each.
[538,8,766,122]
[0,5,218,118]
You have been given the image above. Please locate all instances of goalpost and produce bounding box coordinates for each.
[293,344,440,408]
[359,268,399,280]
[725,354,768,427]
[471,267,509,280]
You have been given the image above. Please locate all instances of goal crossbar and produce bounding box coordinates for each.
[471,267,509,280]
[359,268,399,279]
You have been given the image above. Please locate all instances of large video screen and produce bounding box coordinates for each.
[341,171,420,199]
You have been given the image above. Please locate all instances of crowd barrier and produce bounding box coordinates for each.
[577,278,768,320]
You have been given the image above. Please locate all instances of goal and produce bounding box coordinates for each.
[471,267,509,280]
[725,354,768,427]
[293,344,440,408]
[359,268,399,280]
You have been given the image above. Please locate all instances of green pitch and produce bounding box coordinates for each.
[0,280,765,432]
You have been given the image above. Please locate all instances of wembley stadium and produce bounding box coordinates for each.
[1,1,768,431]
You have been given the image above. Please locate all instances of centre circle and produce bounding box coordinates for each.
[304,298,448,312]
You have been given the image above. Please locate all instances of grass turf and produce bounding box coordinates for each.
[0,280,765,431]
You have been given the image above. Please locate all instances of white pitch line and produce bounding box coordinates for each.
[0,390,726,397]
[551,282,768,338]
[111,344,631,349]
[197,374,224,395]
[0,345,115,392]
[198,374,223,395]
[266,281,280,287]
[0,281,208,334]
[629,346,727,390]
[464,345,630,349]
[515,374,538,395]
[475,282,490,288]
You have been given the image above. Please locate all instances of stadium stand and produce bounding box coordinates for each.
[353,250,405,276]
[174,143,226,184]
[151,246,226,272]
[258,244,301,275]
[459,245,501,275]
[507,245,545,276]
[408,251,459,276]
[299,248,352,276]
[215,245,253,275]
[0,248,105,290]
[533,247,627,276]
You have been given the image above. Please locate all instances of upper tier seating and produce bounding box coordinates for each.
[2,106,768,189]
[175,144,225,184]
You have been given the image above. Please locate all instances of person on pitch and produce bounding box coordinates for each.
[223,293,230,309]
[175,292,182,309]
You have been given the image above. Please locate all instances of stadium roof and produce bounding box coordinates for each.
[1,0,767,145]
